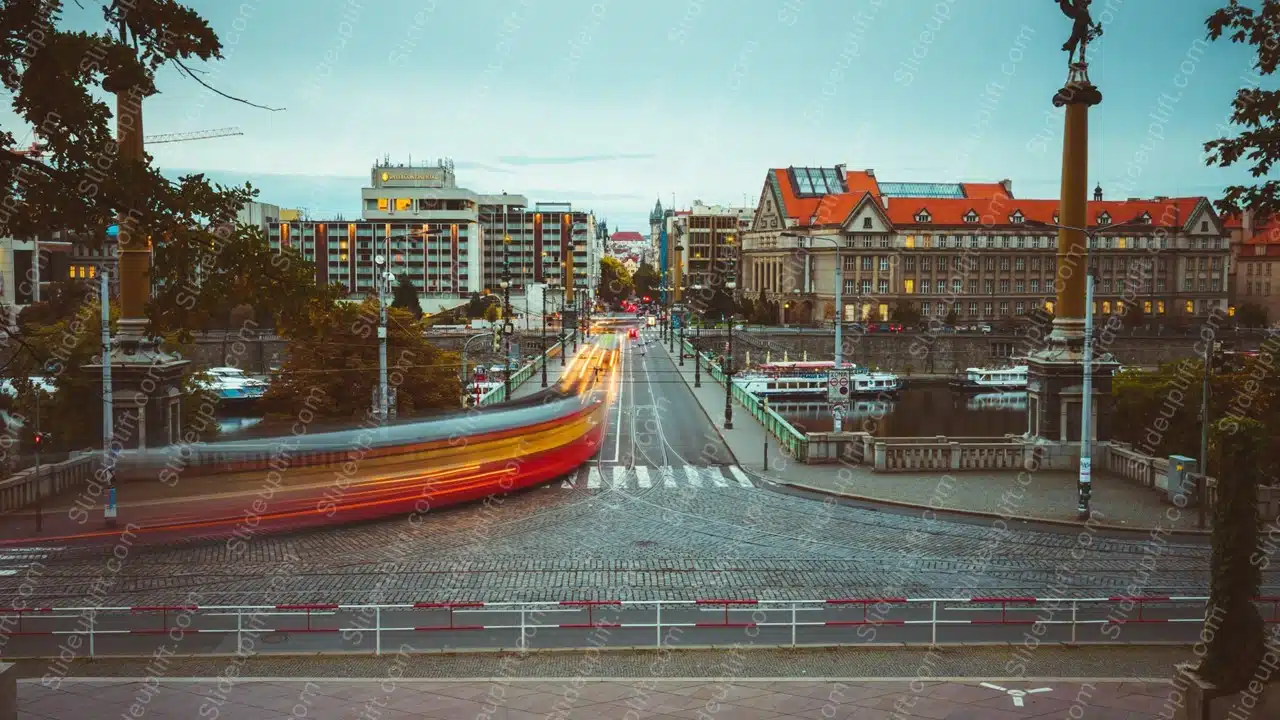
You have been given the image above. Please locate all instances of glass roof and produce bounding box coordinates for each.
[878,182,966,199]
[790,167,845,197]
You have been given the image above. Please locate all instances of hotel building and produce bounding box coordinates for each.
[265,160,601,301]
[740,165,1230,325]
[1228,210,1280,326]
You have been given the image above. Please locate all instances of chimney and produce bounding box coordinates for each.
[881,196,890,209]
[1093,184,1102,202]
[1000,178,1013,197]
[1243,209,1256,242]
[865,168,876,177]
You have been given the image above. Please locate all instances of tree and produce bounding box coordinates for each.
[889,301,921,326]
[944,309,958,327]
[705,286,738,321]
[633,262,660,300]
[1204,1,1280,224]
[263,299,461,420]
[391,274,423,319]
[1122,300,1145,330]
[1236,301,1269,328]
[1197,418,1269,692]
[484,303,501,323]
[597,257,633,305]
[0,1,282,332]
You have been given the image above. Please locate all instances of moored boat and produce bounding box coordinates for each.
[949,365,1027,391]
[732,361,902,399]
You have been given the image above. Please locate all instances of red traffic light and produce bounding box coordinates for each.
[643,296,650,302]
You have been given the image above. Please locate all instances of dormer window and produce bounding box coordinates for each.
[1139,212,1151,224]
[1053,212,1060,224]
[963,210,979,224]
[1098,212,1111,225]
[1010,211,1025,224]
[915,209,932,223]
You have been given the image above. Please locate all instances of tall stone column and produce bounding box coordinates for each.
[82,82,189,455]
[1025,65,1119,466]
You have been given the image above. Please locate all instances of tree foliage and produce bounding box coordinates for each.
[1236,301,1269,328]
[262,299,461,421]
[1204,0,1280,223]
[890,301,921,326]
[632,262,660,300]
[1198,418,1268,691]
[597,257,633,305]
[391,273,422,318]
[0,1,284,334]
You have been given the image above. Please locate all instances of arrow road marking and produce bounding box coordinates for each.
[979,683,1053,708]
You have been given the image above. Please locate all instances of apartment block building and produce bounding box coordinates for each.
[265,160,600,300]
[740,165,1230,324]
[1228,210,1280,326]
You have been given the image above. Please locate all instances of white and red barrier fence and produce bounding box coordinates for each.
[0,595,1237,658]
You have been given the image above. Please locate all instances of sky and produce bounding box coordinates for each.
[4,0,1271,235]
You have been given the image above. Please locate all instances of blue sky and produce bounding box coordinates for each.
[5,0,1269,234]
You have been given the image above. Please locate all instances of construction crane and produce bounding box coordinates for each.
[10,127,242,156]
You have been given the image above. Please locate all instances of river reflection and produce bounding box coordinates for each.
[775,386,1028,437]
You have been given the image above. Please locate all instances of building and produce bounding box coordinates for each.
[740,165,1230,325]
[265,160,600,305]
[1228,210,1280,326]
[668,201,753,297]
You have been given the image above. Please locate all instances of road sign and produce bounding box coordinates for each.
[831,402,849,419]
[672,316,682,329]
[827,370,851,402]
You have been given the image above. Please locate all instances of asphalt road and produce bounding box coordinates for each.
[0,315,1268,620]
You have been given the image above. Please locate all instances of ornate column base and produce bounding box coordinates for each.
[1023,343,1120,471]
[83,332,190,452]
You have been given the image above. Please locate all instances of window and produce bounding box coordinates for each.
[984,301,994,316]
[999,280,1010,293]
[1032,258,1042,271]
[921,257,932,271]
[915,211,932,223]
[1183,278,1193,291]
[985,258,995,271]
[952,279,962,293]
[861,256,873,270]
[905,235,916,249]
[969,301,978,315]
[1098,212,1111,225]
[1015,280,1025,293]
[863,217,872,229]
[1016,236,1026,249]
[880,236,890,248]
[968,235,978,248]
[903,279,915,294]
[1015,258,1025,271]
[1015,301,1025,315]
[1011,211,1024,224]
[969,280,978,294]
[844,279,856,295]
[395,198,413,211]
[861,279,872,293]
[905,257,915,271]
[1030,279,1039,293]
[1000,258,1011,271]
[377,198,389,211]
[920,280,931,294]
[878,279,889,294]
[1157,300,1166,314]
[1211,279,1220,291]
[879,257,889,271]
[964,210,979,223]
[984,280,994,294]
[1157,278,1166,291]
[954,257,964,271]
[1185,300,1194,314]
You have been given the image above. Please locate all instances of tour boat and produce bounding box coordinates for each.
[949,365,1028,391]
[732,361,902,399]
[966,392,1028,412]
[195,366,269,403]
[762,398,894,420]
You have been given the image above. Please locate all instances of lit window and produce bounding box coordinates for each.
[1185,300,1194,314]
[68,266,76,278]
[1143,300,1152,313]
[905,235,915,249]
[395,198,413,211]
[377,198,389,211]
[903,279,915,294]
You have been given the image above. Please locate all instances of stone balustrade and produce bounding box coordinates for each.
[0,453,98,513]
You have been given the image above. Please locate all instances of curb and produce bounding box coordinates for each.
[668,341,741,467]
[779,480,1212,538]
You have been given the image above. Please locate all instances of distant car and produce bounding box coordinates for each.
[628,328,638,339]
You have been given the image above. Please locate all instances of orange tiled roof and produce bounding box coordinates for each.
[1245,223,1280,245]
[960,183,1008,199]
[882,196,1203,228]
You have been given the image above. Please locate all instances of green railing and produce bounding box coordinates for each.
[479,340,564,406]
[683,340,809,461]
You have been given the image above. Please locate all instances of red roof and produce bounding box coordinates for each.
[610,231,645,243]
[766,166,1207,230]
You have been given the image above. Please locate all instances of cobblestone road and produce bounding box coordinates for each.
[0,327,1252,607]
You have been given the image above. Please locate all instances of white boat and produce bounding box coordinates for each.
[195,366,269,402]
[733,361,902,399]
[0,377,56,397]
[949,365,1028,391]
[966,392,1027,411]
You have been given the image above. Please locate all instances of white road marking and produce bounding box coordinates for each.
[587,467,603,489]
[635,466,652,488]
[612,466,627,489]
[728,466,754,487]
[683,466,702,488]
[705,468,728,487]
[662,466,677,488]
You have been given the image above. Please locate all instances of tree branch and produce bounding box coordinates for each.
[170,58,285,112]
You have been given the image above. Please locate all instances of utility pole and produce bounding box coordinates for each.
[694,312,702,388]
[1078,269,1097,518]
[1199,338,1212,529]
[100,264,115,527]
[502,236,513,400]
[375,255,390,422]
[541,287,548,388]
[559,286,567,367]
[832,238,844,432]
[33,392,42,532]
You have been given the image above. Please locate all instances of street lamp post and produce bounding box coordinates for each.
[502,234,513,401]
[692,285,703,388]
[1026,217,1145,518]
[558,285,567,367]
[724,281,737,429]
[541,286,548,388]
[806,237,846,431]
[374,255,390,422]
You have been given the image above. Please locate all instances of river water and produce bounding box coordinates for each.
[774,385,1028,437]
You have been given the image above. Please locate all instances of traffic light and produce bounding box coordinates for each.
[32,432,41,449]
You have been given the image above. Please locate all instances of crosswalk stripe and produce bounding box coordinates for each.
[728,466,754,487]
[587,467,603,489]
[683,466,702,488]
[662,466,677,487]
[635,466,652,488]
[612,466,627,489]
[706,468,728,487]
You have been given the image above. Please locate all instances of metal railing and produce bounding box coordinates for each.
[478,340,564,406]
[685,339,810,462]
[0,595,1236,658]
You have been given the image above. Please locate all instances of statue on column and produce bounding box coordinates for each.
[1057,0,1103,66]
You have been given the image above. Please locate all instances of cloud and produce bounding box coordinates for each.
[523,189,649,202]
[496,153,658,166]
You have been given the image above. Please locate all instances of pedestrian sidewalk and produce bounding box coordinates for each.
[509,340,584,400]
[665,341,1206,535]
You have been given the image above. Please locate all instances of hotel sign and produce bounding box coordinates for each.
[376,168,446,188]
